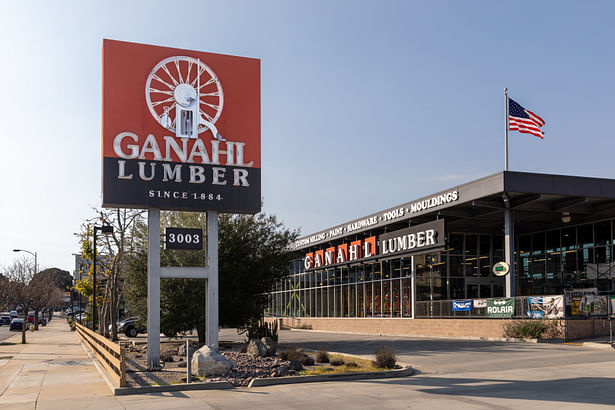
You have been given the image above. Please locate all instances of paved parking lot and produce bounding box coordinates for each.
[3,323,614,409]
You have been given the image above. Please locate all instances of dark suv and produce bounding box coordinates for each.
[117,317,146,337]
[0,315,10,326]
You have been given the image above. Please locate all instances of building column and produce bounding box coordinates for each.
[411,255,416,319]
[504,208,515,297]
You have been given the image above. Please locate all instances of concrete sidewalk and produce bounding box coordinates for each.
[0,315,121,410]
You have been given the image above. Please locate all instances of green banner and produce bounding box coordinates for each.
[487,298,515,318]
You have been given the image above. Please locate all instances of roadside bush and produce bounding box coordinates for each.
[316,350,330,363]
[301,355,315,366]
[330,358,344,366]
[375,346,397,369]
[279,347,304,361]
[503,320,558,339]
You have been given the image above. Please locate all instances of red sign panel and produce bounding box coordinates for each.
[102,39,261,213]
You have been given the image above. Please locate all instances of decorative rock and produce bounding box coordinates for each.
[191,346,232,376]
[272,365,289,377]
[288,359,303,371]
[247,339,268,357]
[260,337,277,356]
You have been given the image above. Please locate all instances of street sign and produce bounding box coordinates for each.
[164,227,203,250]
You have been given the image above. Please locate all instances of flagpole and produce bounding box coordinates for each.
[505,88,509,171]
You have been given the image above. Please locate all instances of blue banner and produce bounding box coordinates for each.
[452,299,472,311]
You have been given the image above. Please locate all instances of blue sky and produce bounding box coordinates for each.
[1,0,614,272]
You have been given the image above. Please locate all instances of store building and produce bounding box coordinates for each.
[265,171,615,339]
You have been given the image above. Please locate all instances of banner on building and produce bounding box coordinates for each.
[527,295,564,319]
[473,299,487,308]
[452,299,472,311]
[487,298,515,318]
[610,296,615,317]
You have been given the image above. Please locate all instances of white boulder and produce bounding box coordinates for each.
[191,345,232,376]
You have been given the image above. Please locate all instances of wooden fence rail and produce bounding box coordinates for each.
[75,323,126,387]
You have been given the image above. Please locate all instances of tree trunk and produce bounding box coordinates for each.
[34,308,39,331]
[21,303,29,344]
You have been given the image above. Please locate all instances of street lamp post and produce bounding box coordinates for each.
[92,225,113,332]
[12,249,37,275]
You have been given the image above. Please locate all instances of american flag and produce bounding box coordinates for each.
[508,98,545,139]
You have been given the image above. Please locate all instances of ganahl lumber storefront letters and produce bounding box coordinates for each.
[304,220,445,270]
[102,40,261,213]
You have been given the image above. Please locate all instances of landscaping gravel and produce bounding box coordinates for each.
[124,342,298,387]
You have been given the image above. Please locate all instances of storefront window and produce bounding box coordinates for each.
[382,280,391,317]
[365,281,373,317]
[402,278,411,317]
[595,220,611,247]
[392,279,401,317]
[373,281,382,316]
[578,224,593,249]
[357,283,365,317]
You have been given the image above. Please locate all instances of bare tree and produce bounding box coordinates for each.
[76,207,144,339]
[30,271,60,330]
[3,256,35,344]
[0,274,11,312]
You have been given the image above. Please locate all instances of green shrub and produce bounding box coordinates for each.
[375,346,397,369]
[503,320,555,339]
[316,350,330,363]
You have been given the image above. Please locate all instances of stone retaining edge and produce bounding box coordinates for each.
[113,381,234,396]
[247,366,414,388]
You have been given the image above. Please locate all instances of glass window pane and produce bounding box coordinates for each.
[532,232,545,255]
[357,283,364,317]
[392,279,401,317]
[373,281,382,316]
[578,224,593,248]
[365,282,373,317]
[402,278,412,317]
[383,280,391,317]
[465,234,478,256]
[382,260,391,280]
[479,235,491,256]
[595,221,611,247]
[391,259,401,278]
[546,229,560,253]
[449,234,464,254]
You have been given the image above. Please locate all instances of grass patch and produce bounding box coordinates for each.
[300,353,386,376]
[0,356,14,360]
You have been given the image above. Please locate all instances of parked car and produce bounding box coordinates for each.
[0,315,10,326]
[117,317,146,337]
[9,318,24,331]
[9,311,18,319]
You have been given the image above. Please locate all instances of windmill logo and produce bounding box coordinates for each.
[145,56,225,140]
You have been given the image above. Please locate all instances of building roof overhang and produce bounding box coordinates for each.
[291,171,615,252]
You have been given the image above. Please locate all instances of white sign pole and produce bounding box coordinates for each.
[206,211,219,349]
[147,208,161,369]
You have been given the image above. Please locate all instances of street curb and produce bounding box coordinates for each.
[113,381,234,396]
[248,366,414,387]
[580,342,614,351]
[286,328,539,343]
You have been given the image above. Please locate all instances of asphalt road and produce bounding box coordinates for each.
[0,325,15,342]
